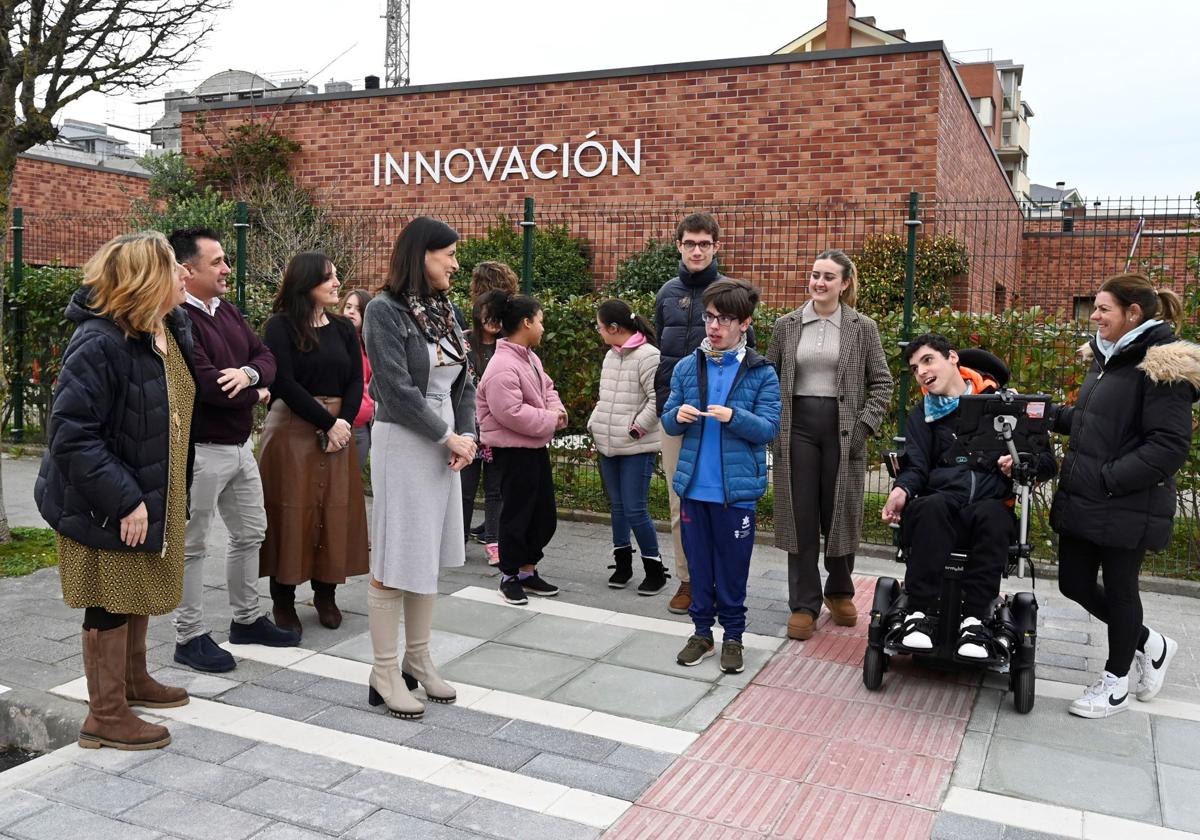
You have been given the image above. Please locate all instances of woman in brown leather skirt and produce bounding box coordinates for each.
[259,252,369,635]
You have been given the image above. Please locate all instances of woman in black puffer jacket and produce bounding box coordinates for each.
[1051,273,1199,720]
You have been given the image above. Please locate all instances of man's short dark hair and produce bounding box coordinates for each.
[675,212,720,243]
[904,332,955,365]
[168,227,221,263]
[702,278,760,322]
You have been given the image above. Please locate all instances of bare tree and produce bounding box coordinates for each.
[0,0,230,541]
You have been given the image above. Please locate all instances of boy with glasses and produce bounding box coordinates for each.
[655,213,754,615]
[660,279,780,674]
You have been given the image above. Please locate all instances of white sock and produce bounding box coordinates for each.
[1143,630,1165,663]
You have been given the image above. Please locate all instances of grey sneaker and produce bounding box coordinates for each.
[720,639,744,674]
[676,634,714,667]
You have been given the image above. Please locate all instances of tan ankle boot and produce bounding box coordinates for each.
[125,615,188,708]
[823,596,858,627]
[366,585,424,719]
[400,592,456,704]
[79,624,171,750]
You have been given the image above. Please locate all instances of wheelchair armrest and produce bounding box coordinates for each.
[883,450,908,481]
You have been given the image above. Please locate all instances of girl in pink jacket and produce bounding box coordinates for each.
[476,290,565,606]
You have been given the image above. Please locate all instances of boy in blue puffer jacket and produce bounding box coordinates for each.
[661,278,781,674]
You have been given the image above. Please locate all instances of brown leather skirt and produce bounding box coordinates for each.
[258,397,369,585]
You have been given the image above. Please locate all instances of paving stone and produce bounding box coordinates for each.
[601,629,769,687]
[519,752,656,799]
[127,752,261,802]
[673,684,741,732]
[323,629,483,666]
[493,719,618,762]
[981,736,1158,822]
[0,791,48,830]
[299,676,367,708]
[449,799,600,840]
[495,613,633,659]
[551,661,712,726]
[146,666,240,699]
[931,812,1004,840]
[1034,650,1087,671]
[215,659,282,683]
[412,700,509,736]
[440,643,589,699]
[1158,763,1200,834]
[993,698,1153,760]
[7,615,82,642]
[968,687,1003,734]
[1153,716,1200,771]
[1037,626,1091,645]
[346,810,479,840]
[403,727,538,772]
[66,745,160,774]
[5,802,161,840]
[330,769,474,823]
[251,669,321,693]
[304,706,424,745]
[950,731,990,790]
[0,655,78,690]
[430,597,533,639]
[24,764,158,816]
[164,723,256,763]
[1004,829,1078,840]
[218,684,331,721]
[603,744,676,776]
[230,779,376,835]
[124,790,270,840]
[246,825,333,840]
[223,744,358,790]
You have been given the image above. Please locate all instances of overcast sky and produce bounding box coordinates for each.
[69,0,1199,199]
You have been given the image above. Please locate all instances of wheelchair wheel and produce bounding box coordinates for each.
[1012,666,1035,714]
[863,645,886,691]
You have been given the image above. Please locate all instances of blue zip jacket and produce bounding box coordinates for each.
[661,347,781,504]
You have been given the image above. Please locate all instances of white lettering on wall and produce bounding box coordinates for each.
[371,133,644,186]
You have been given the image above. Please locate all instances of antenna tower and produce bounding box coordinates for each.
[384,0,411,87]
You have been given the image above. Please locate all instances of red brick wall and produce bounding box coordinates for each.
[955,63,1002,149]
[11,154,149,266]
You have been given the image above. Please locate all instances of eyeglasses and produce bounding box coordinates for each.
[679,240,715,252]
[700,311,737,327]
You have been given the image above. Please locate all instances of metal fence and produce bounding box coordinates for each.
[6,194,1198,577]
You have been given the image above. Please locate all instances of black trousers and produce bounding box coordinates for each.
[902,494,1012,619]
[461,456,503,543]
[83,607,127,631]
[1057,533,1145,678]
[492,446,557,577]
[787,396,854,616]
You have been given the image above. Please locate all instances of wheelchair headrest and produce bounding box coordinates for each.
[957,348,1010,389]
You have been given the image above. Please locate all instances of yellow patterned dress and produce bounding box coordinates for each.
[57,330,195,616]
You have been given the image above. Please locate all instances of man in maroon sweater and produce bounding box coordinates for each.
[169,228,299,672]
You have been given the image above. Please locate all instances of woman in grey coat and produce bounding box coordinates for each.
[362,218,477,720]
[766,249,893,641]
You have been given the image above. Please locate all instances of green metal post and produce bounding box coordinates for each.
[234,201,249,312]
[520,197,534,295]
[10,207,24,443]
[896,191,921,439]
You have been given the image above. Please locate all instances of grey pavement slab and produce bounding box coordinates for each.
[147,666,240,699]
[550,662,712,726]
[431,597,533,639]
[603,744,676,776]
[126,752,261,802]
[412,699,510,737]
[298,676,369,709]
[440,642,589,699]
[449,799,600,840]
[123,790,270,840]
[981,735,1159,822]
[218,684,332,722]
[673,684,741,732]
[229,778,377,835]
[250,669,321,694]
[247,825,334,840]
[330,769,474,823]
[164,723,257,764]
[304,706,424,745]
[968,687,1004,734]
[6,802,162,840]
[403,726,539,772]
[346,809,481,840]
[0,654,78,691]
[1,636,80,665]
[951,731,990,790]
[223,744,358,790]
[23,764,158,816]
[518,752,656,799]
[1153,715,1200,771]
[495,613,633,659]
[0,792,48,831]
[492,719,618,763]
[992,700,1154,760]
[599,629,771,687]
[66,745,159,774]
[323,628,484,666]
[931,812,1004,840]
[1159,762,1200,833]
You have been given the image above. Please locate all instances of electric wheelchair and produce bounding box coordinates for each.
[863,350,1054,714]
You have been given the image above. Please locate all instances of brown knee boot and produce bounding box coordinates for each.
[270,578,302,637]
[79,624,171,751]
[312,582,342,629]
[125,615,189,708]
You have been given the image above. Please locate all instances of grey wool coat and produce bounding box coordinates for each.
[586,341,662,457]
[766,303,893,557]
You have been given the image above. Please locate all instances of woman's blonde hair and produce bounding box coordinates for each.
[83,231,178,337]
[815,248,858,308]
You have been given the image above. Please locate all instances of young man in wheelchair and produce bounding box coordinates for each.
[880,333,1056,662]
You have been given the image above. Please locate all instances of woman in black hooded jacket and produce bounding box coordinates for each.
[1051,273,1199,719]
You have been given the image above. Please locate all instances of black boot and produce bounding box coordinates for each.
[269,578,302,638]
[607,546,634,589]
[637,555,670,596]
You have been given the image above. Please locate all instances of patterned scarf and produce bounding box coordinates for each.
[699,334,747,364]
[404,293,460,349]
[924,381,974,423]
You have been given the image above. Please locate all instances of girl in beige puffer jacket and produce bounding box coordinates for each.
[587,299,668,594]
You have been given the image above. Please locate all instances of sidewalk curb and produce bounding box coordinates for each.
[0,687,83,753]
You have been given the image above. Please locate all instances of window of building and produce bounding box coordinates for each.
[972,97,994,127]
[1001,119,1014,146]
[1073,296,1095,322]
[1001,72,1018,110]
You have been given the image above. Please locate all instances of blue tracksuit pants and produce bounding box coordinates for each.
[680,498,755,641]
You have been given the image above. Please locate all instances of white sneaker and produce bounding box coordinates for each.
[1134,630,1178,702]
[957,617,988,659]
[1068,671,1129,719]
[901,611,933,650]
